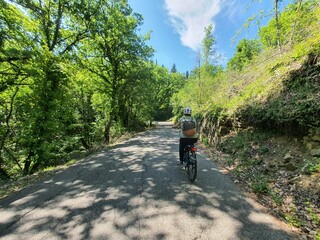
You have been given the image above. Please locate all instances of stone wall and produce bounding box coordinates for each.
[303,128,320,157]
[198,113,233,147]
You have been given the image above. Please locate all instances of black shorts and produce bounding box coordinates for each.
[179,138,198,161]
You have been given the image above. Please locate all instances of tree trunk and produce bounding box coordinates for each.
[274,0,282,52]
[0,168,10,180]
[289,0,302,47]
[0,88,19,179]
[0,156,10,180]
[23,149,34,175]
[104,119,112,144]
[80,137,90,150]
[23,160,30,176]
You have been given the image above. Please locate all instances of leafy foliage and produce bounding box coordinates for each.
[259,0,319,48]
[0,0,181,179]
[172,0,320,138]
[227,39,262,71]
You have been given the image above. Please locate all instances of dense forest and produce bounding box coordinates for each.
[0,0,186,178]
[1,0,319,237]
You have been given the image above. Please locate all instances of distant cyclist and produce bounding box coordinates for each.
[176,107,198,165]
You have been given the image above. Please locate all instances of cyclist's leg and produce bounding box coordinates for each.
[179,138,186,163]
[179,138,190,163]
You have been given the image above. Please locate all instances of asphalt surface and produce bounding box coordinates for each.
[0,122,298,239]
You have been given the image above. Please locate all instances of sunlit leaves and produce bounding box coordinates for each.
[227,39,262,71]
[259,0,318,49]
[171,0,320,138]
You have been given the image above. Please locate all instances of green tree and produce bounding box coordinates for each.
[259,0,318,49]
[171,63,177,73]
[194,24,220,107]
[120,61,155,128]
[227,39,262,71]
[2,0,96,174]
[202,24,216,66]
[67,65,99,150]
[0,1,36,178]
[185,71,189,79]
[274,0,282,52]
[80,0,153,143]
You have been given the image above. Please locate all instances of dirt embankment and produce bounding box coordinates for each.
[199,120,320,239]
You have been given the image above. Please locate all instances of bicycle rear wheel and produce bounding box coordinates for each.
[186,153,197,182]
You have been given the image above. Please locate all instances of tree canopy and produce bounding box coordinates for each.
[0,0,184,179]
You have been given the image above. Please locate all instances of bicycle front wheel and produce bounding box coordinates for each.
[187,158,197,182]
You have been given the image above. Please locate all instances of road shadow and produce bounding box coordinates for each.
[0,122,299,239]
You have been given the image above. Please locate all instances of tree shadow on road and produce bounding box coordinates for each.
[0,124,299,239]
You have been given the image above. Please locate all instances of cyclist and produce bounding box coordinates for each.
[176,107,198,165]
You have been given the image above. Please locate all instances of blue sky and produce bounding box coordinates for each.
[128,0,291,73]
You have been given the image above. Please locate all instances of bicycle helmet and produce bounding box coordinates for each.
[183,107,192,115]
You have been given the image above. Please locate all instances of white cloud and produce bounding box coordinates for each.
[164,0,238,51]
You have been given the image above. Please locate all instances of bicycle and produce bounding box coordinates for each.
[183,144,197,182]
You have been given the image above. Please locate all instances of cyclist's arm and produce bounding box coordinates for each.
[173,119,181,129]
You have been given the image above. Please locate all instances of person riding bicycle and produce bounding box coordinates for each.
[177,107,198,165]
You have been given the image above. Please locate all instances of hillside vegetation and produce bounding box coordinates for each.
[171,1,320,239]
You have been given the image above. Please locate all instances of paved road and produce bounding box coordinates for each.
[0,122,298,240]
